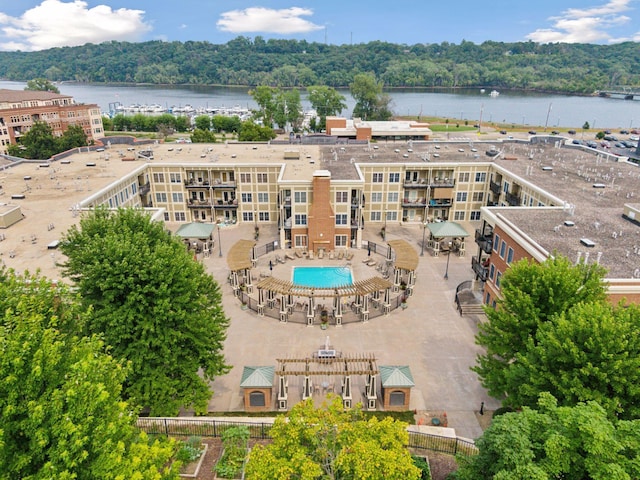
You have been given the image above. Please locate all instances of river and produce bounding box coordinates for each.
[1,80,637,130]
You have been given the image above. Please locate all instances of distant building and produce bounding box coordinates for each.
[325,116,432,141]
[0,89,103,154]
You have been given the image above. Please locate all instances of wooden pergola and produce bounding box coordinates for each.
[226,239,256,294]
[387,239,419,296]
[275,353,379,410]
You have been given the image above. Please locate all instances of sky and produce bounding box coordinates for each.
[0,0,638,52]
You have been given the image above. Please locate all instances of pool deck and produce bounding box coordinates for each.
[199,221,499,440]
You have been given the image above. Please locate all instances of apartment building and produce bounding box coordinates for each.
[0,89,104,154]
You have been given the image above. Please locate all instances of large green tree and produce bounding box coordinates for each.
[455,393,640,480]
[249,85,279,127]
[474,255,607,404]
[25,77,60,93]
[7,120,57,159]
[59,207,230,415]
[273,88,303,132]
[306,85,347,131]
[238,119,276,141]
[246,396,420,479]
[349,73,393,121]
[0,269,178,479]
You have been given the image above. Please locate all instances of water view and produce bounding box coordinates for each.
[1,80,636,130]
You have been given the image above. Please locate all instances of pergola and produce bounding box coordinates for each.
[275,353,379,410]
[255,276,393,324]
[387,239,419,296]
[226,239,257,294]
[425,221,469,256]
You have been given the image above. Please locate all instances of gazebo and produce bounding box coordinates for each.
[425,221,469,256]
[240,366,275,412]
[175,222,215,256]
[380,365,415,410]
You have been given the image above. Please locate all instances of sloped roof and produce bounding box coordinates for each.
[240,366,275,388]
[380,365,415,387]
[387,239,419,271]
[426,221,469,239]
[175,222,215,239]
[227,239,256,271]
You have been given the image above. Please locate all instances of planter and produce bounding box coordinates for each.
[214,447,249,480]
[179,443,208,479]
[241,303,248,311]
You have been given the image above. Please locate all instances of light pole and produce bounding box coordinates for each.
[420,223,427,256]
[444,242,452,279]
[218,225,222,257]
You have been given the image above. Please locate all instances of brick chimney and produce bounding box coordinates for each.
[307,170,335,254]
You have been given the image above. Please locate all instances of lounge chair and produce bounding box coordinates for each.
[285,252,295,261]
[308,250,314,260]
[276,254,285,263]
[345,251,354,261]
[337,250,344,260]
[365,259,377,266]
[362,257,372,264]
[318,249,324,259]
[329,250,335,260]
[295,250,303,258]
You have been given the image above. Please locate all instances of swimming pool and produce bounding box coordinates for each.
[292,266,353,289]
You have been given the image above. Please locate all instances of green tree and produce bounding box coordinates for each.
[194,114,212,131]
[249,85,278,127]
[455,393,640,480]
[190,128,217,143]
[0,269,178,479]
[350,73,393,121]
[273,88,303,131]
[511,302,640,419]
[59,207,231,415]
[7,120,57,159]
[474,255,607,405]
[57,124,88,151]
[238,119,276,142]
[25,77,60,93]
[246,396,420,480]
[306,85,347,131]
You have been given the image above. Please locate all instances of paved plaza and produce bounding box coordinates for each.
[202,222,500,440]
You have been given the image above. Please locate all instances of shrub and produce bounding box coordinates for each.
[412,455,432,480]
[214,426,250,479]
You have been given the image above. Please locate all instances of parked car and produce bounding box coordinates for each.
[620,129,630,134]
[630,135,639,141]
[499,130,507,134]
[572,139,583,145]
[568,130,576,135]
[528,130,537,135]
[604,135,618,141]
[631,129,640,135]
[586,141,598,148]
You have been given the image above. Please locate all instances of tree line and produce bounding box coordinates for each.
[0,38,638,94]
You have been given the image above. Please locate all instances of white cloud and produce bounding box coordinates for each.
[526,0,635,43]
[217,7,323,34]
[0,0,152,51]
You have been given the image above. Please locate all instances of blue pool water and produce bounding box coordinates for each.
[292,267,353,288]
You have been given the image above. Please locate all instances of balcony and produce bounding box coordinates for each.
[430,178,455,188]
[489,181,502,195]
[429,199,452,208]
[402,197,427,208]
[505,192,521,206]
[403,179,428,189]
[471,257,489,282]
[138,182,150,196]
[475,229,493,254]
[187,199,238,209]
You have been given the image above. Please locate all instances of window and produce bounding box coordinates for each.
[155,192,167,203]
[163,212,170,221]
[499,240,507,259]
[371,192,382,202]
[241,193,253,202]
[489,264,495,280]
[458,172,470,183]
[335,214,348,225]
[387,192,399,202]
[372,173,383,183]
[259,211,270,221]
[249,391,265,407]
[240,173,251,183]
[172,192,183,202]
[456,192,468,202]
[335,191,348,203]
[174,211,186,221]
[242,211,254,222]
[169,173,181,183]
[496,271,502,288]
[503,181,510,194]
[335,235,348,247]
[388,172,400,183]
[475,172,487,182]
[386,211,398,221]
[454,211,465,221]
[131,182,137,194]
[294,214,307,226]
[295,235,307,247]
[507,247,514,264]
[256,173,268,183]
[493,234,500,253]
[370,211,381,221]
[152,173,165,183]
[257,192,269,203]
[294,191,307,203]
[472,191,484,202]
[470,211,481,221]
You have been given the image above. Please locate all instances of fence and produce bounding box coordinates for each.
[137,417,478,457]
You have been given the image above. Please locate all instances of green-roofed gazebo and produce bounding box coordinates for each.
[174,222,215,239]
[426,221,469,257]
[380,365,415,410]
[240,366,275,411]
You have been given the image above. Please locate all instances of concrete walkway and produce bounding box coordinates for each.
[198,222,501,440]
